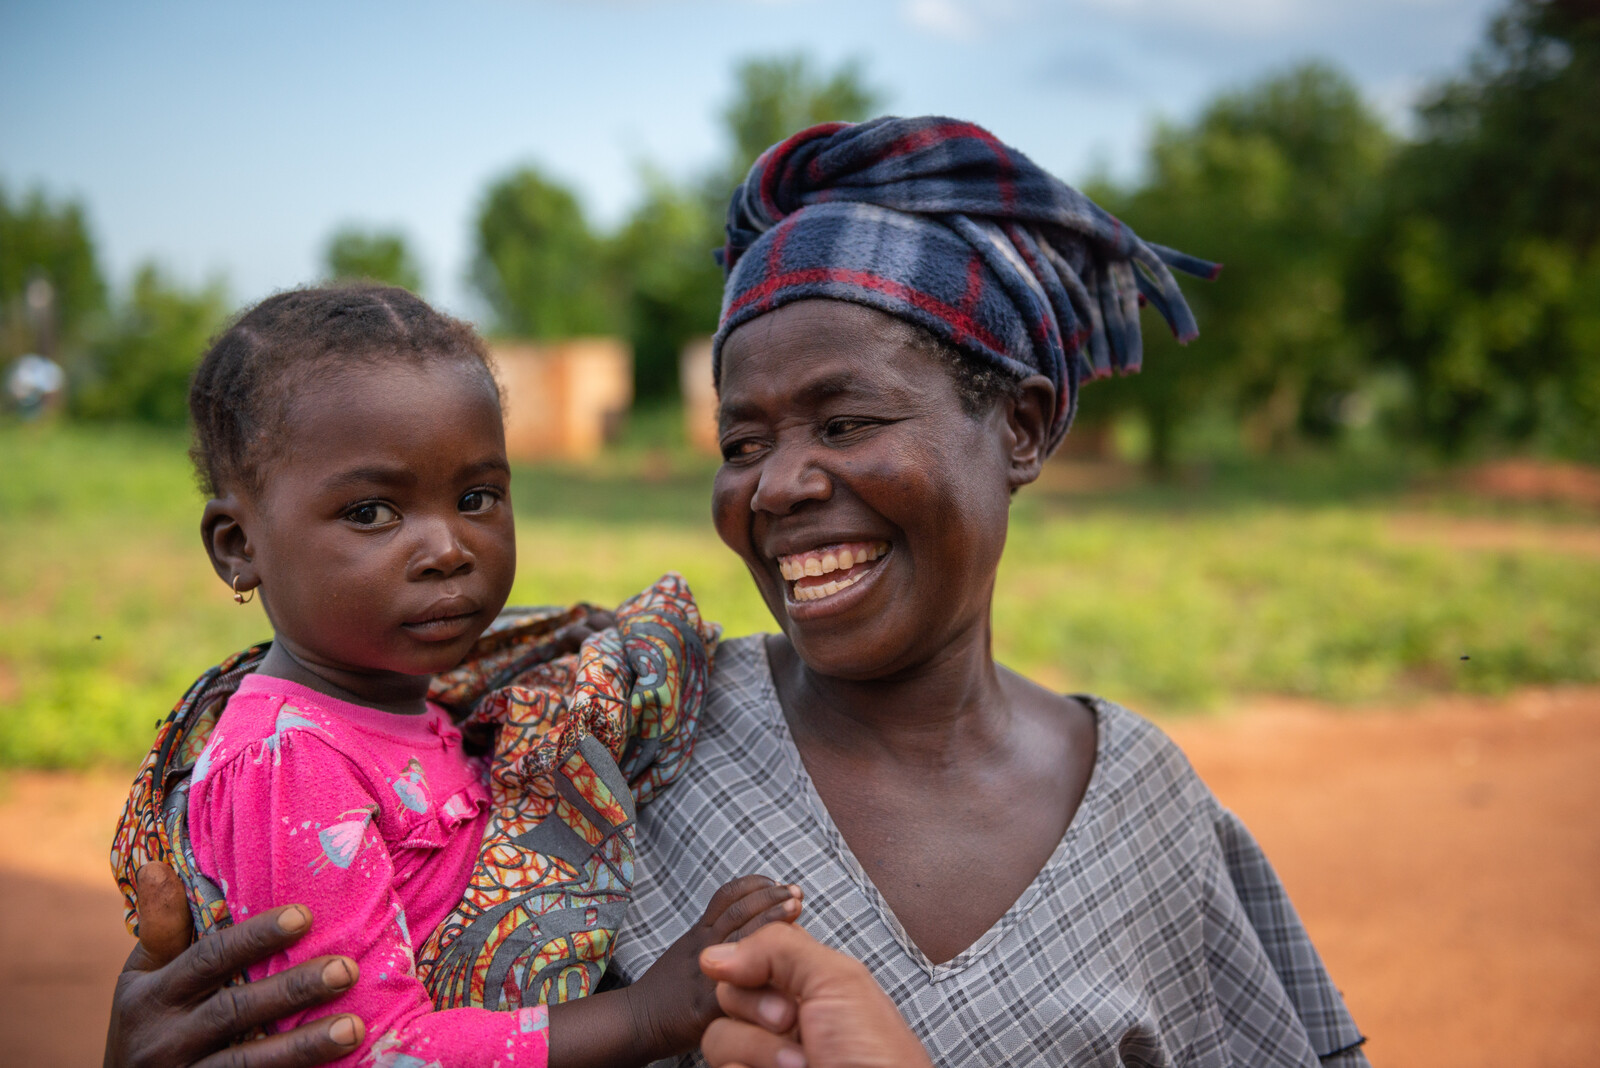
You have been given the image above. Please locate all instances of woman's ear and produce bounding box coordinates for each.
[201,495,258,594]
[1004,375,1054,491]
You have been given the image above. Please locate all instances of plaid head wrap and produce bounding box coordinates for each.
[713,116,1219,453]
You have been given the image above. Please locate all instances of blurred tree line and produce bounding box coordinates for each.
[1089,0,1599,467]
[470,54,882,399]
[3,0,1594,466]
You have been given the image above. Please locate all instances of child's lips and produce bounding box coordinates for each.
[403,600,481,641]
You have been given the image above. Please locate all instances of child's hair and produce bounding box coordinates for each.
[188,282,500,498]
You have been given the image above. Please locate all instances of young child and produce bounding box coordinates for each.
[170,283,800,1067]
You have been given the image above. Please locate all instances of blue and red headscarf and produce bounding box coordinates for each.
[713,116,1218,454]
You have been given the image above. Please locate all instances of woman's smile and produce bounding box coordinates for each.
[778,540,890,604]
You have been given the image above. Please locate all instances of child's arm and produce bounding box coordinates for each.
[189,728,549,1067]
[547,875,804,1068]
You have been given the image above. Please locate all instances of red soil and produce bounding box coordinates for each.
[2,686,1597,1067]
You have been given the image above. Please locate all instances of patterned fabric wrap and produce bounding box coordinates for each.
[714,116,1220,453]
[110,572,718,1013]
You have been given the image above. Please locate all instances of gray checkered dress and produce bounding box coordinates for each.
[611,636,1369,1067]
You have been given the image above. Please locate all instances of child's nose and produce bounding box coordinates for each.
[412,517,475,578]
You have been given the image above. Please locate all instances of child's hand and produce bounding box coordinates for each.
[626,874,803,1057]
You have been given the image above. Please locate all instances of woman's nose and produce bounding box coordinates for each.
[750,440,831,516]
[411,517,476,578]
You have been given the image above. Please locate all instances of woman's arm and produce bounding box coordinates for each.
[105,861,364,1068]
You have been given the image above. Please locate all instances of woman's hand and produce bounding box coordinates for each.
[104,862,365,1068]
[698,923,934,1068]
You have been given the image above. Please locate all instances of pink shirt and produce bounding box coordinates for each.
[189,674,549,1067]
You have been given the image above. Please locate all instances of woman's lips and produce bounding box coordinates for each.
[776,540,889,604]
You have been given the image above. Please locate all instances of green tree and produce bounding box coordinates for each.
[1351,0,1600,457]
[1087,64,1393,470]
[471,167,619,339]
[73,264,229,424]
[719,54,884,185]
[609,172,728,401]
[612,53,884,401]
[0,184,106,362]
[323,226,424,293]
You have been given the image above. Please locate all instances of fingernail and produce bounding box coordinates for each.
[776,1047,807,1068]
[758,993,789,1027]
[277,905,309,933]
[329,1016,359,1047]
[788,884,803,898]
[701,944,736,964]
[323,958,356,990]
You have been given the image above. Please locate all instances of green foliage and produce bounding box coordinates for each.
[719,54,884,185]
[1350,0,1600,458]
[1087,63,1393,469]
[470,53,882,400]
[471,167,621,339]
[609,173,726,400]
[71,265,229,425]
[323,225,424,293]
[0,184,107,362]
[4,423,1597,768]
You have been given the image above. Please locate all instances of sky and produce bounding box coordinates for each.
[1,0,1503,321]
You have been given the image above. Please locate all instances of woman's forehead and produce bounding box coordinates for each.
[717,301,943,407]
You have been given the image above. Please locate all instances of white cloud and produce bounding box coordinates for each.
[901,0,979,39]
[1076,0,1469,38]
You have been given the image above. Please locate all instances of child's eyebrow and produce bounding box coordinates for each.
[321,457,511,493]
[456,457,512,479]
[322,464,416,491]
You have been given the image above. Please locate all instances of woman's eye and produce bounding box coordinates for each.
[459,489,498,513]
[720,438,765,462]
[824,418,872,438]
[346,502,399,526]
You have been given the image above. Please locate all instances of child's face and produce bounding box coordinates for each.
[243,359,516,690]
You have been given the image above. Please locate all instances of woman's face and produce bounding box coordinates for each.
[713,299,1035,681]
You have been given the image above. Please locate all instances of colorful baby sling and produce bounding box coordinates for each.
[110,573,717,1009]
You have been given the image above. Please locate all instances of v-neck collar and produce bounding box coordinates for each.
[750,636,1113,982]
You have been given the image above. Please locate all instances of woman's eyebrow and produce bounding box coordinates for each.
[719,373,901,427]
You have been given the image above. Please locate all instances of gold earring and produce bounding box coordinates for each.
[232,575,255,605]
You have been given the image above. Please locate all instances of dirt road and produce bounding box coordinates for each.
[3,686,1597,1067]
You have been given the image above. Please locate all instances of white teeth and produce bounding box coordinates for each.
[776,541,890,598]
[790,568,869,602]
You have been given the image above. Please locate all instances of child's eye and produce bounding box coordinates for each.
[459,489,498,513]
[346,502,399,526]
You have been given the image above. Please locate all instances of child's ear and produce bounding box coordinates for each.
[201,495,258,595]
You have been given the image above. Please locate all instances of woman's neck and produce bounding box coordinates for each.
[767,619,1017,769]
[256,642,434,717]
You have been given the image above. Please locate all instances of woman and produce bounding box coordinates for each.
[106,117,1367,1067]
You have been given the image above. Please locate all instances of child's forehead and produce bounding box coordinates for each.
[258,357,505,485]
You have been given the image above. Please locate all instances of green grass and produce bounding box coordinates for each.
[2,420,1597,768]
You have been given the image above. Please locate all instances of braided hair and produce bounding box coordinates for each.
[188,283,498,498]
